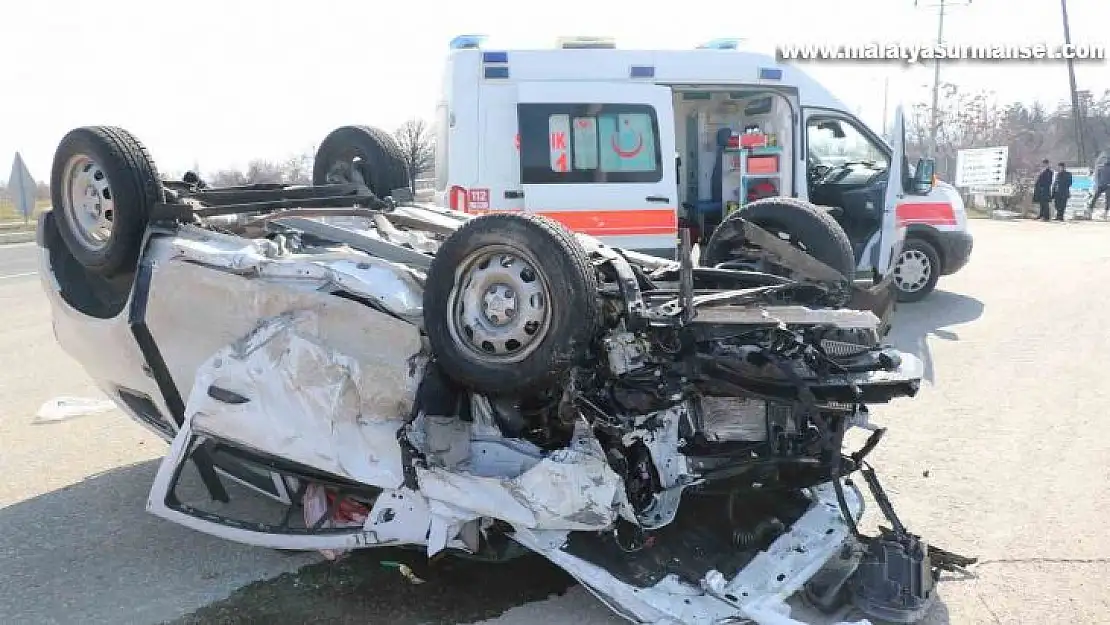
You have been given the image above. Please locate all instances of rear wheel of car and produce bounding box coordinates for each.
[892,237,940,302]
[700,197,857,280]
[312,125,410,199]
[423,213,600,396]
[50,126,164,278]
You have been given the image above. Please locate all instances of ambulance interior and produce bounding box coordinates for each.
[673,88,796,242]
[674,88,892,264]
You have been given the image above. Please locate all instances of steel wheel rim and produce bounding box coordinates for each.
[894,249,932,292]
[61,155,115,251]
[445,245,553,363]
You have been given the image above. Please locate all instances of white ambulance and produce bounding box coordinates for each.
[432,36,973,302]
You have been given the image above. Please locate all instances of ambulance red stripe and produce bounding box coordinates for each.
[896,202,956,227]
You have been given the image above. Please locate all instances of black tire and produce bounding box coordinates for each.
[423,213,600,396]
[312,125,410,199]
[50,126,163,278]
[892,237,940,303]
[700,197,856,280]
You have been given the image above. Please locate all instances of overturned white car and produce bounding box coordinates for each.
[38,125,973,625]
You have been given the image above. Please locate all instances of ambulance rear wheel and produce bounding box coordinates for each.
[700,197,856,280]
[312,125,410,199]
[423,213,600,396]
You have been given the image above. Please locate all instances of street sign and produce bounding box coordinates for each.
[967,184,1014,196]
[7,152,37,221]
[955,146,1008,188]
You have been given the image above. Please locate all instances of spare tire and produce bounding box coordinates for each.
[423,213,600,396]
[312,125,410,199]
[50,126,164,278]
[701,197,856,280]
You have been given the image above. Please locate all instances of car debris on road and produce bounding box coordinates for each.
[36,124,975,625]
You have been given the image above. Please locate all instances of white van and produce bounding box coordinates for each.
[433,36,973,302]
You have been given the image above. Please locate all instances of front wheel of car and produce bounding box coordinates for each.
[50,126,164,278]
[423,213,600,397]
[893,238,941,303]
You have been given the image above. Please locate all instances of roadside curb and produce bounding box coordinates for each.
[0,231,36,245]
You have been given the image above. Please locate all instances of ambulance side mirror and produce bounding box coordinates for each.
[910,157,936,195]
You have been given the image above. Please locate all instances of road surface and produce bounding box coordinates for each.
[2,221,1109,624]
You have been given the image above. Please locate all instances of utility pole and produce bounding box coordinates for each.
[928,0,946,158]
[881,75,891,139]
[1060,0,1087,165]
[915,0,971,158]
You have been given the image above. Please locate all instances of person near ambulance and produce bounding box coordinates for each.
[1089,155,1110,218]
[1032,159,1054,221]
[1051,162,1073,221]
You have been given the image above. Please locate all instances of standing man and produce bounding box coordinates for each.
[1051,161,1073,221]
[1089,155,1110,219]
[1033,159,1054,221]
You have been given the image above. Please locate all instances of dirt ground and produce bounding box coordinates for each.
[2,219,1109,625]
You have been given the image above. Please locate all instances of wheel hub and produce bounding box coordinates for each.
[61,155,115,251]
[482,284,517,325]
[894,250,931,291]
[448,248,551,362]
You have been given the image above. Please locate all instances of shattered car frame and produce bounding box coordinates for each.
[38,125,973,625]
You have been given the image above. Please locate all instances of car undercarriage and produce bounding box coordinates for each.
[38,125,974,625]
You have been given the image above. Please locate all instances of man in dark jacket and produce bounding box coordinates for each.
[1050,161,1072,221]
[1033,159,1054,220]
[1089,156,1110,218]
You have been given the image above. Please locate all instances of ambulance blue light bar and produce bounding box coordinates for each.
[630,65,655,78]
[697,38,741,50]
[449,35,487,50]
[759,67,783,80]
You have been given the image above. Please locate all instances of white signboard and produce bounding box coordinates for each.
[955,146,1009,188]
[1066,167,1093,218]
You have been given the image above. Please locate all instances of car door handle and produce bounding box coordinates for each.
[646,195,670,203]
[505,190,524,199]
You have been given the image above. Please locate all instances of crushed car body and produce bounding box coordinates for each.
[37,125,974,625]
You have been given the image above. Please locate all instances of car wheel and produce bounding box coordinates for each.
[50,126,164,278]
[700,197,857,280]
[423,213,600,396]
[893,238,941,302]
[312,125,410,199]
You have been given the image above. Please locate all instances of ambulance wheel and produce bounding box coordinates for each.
[892,237,940,303]
[700,197,856,280]
[50,126,164,278]
[312,125,410,199]
[423,213,600,396]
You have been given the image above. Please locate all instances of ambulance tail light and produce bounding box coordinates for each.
[448,185,469,213]
[556,36,616,49]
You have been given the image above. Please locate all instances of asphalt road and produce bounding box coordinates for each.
[0,241,39,281]
[2,220,1109,625]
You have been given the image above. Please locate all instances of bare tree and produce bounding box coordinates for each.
[209,169,248,187]
[282,153,313,185]
[244,159,285,184]
[393,118,436,191]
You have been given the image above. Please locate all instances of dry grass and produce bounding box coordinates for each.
[0,200,51,226]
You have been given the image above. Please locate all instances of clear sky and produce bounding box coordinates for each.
[2,0,1107,182]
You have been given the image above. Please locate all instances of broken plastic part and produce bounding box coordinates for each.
[849,533,937,623]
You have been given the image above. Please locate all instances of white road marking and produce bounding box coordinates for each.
[0,271,37,280]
